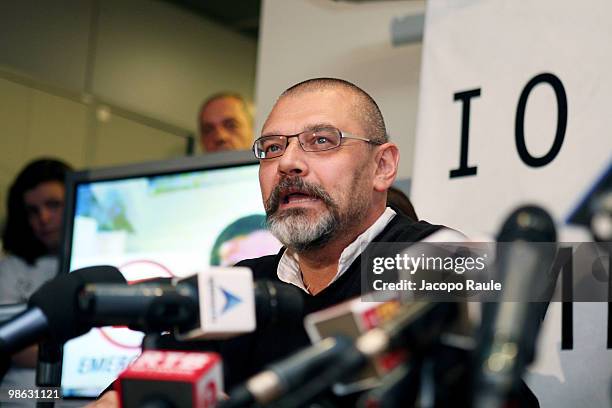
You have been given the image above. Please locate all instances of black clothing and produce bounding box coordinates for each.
[221,215,444,387]
[152,214,443,388]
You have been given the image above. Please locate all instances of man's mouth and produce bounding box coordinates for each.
[281,190,320,205]
[265,177,333,216]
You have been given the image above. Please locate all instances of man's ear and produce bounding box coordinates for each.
[373,143,399,192]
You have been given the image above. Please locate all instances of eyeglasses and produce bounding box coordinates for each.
[253,127,383,159]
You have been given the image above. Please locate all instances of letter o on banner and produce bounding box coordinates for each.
[515,72,568,167]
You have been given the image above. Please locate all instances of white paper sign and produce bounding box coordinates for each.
[413,1,612,406]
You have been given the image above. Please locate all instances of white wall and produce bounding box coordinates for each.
[255,0,425,180]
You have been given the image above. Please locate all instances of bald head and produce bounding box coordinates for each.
[277,78,388,144]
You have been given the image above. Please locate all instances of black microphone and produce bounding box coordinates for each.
[78,278,305,337]
[254,279,306,329]
[78,279,197,332]
[221,336,354,408]
[474,205,558,408]
[0,265,126,354]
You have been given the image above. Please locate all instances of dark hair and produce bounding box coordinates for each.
[281,78,388,144]
[387,186,418,221]
[2,158,73,264]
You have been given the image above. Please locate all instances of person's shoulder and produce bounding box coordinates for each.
[234,252,283,281]
[235,254,278,269]
[0,255,28,304]
[0,254,27,271]
[381,214,450,242]
[0,254,58,275]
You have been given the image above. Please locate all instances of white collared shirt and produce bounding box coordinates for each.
[277,207,397,293]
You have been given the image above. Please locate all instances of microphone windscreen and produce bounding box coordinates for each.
[29,265,126,343]
[496,205,557,243]
[71,265,126,285]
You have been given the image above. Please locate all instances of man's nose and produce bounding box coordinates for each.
[277,138,308,176]
[213,127,232,143]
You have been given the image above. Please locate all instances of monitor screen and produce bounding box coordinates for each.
[59,152,281,398]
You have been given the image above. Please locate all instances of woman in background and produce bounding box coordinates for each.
[0,158,72,390]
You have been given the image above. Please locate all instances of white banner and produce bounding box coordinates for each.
[413,0,612,406]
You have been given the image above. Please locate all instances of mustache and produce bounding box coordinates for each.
[265,177,334,215]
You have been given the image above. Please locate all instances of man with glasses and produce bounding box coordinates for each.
[250,78,439,296]
[217,79,541,408]
[88,78,445,407]
[217,78,446,385]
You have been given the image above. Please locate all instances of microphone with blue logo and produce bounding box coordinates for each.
[78,267,304,339]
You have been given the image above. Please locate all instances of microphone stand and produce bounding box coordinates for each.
[35,341,62,408]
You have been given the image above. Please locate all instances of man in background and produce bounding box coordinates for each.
[198,93,254,152]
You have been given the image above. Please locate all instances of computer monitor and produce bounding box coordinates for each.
[58,151,281,398]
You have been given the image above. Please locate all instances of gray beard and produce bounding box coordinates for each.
[267,206,339,252]
[264,174,370,253]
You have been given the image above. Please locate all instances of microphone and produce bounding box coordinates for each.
[473,205,558,408]
[116,349,223,408]
[224,301,457,407]
[78,267,305,339]
[221,336,354,408]
[304,298,407,395]
[0,265,126,354]
[78,280,198,332]
[175,268,305,340]
[305,235,475,396]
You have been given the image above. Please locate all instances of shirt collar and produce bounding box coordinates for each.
[277,207,397,293]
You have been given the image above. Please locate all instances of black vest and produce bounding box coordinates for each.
[219,215,444,387]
